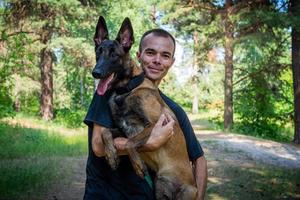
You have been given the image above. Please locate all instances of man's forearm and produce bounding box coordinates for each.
[193,156,207,200]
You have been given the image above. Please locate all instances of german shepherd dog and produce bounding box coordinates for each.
[92,16,197,200]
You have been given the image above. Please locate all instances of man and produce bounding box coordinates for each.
[84,28,207,200]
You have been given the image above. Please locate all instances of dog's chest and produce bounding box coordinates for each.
[108,92,148,137]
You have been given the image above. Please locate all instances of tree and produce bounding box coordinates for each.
[290,0,300,143]
[223,0,234,131]
[159,0,222,114]
[2,0,100,120]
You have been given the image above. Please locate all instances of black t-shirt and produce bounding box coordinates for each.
[83,90,204,200]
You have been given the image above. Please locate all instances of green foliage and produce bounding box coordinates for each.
[160,71,193,110]
[0,84,14,118]
[54,108,86,128]
[233,9,293,140]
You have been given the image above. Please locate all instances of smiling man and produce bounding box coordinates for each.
[138,29,207,200]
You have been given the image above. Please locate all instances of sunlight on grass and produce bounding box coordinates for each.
[1,113,86,136]
[188,109,222,130]
[207,193,229,200]
[0,115,87,199]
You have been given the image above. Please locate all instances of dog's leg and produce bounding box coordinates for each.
[101,128,119,170]
[127,148,147,177]
[155,175,180,200]
[175,184,197,200]
[125,124,153,149]
[124,125,153,177]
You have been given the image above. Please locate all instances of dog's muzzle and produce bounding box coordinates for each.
[92,68,103,79]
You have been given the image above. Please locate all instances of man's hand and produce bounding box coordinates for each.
[145,112,175,150]
[114,137,128,151]
[113,111,175,152]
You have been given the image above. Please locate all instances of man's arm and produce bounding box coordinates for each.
[91,124,107,157]
[193,156,208,200]
[93,113,174,156]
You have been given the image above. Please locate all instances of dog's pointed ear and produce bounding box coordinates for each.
[116,17,134,52]
[94,16,109,46]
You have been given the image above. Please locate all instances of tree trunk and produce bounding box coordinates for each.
[13,75,21,112]
[192,31,199,114]
[40,47,53,120]
[291,0,300,144]
[224,0,234,131]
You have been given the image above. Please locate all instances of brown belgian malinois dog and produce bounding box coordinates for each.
[91,16,197,200]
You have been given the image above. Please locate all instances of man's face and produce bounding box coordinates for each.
[137,33,175,83]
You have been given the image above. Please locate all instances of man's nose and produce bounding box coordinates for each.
[153,54,161,64]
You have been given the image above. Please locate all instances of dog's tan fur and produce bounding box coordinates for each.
[109,63,197,199]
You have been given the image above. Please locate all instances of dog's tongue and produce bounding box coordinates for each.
[97,73,114,96]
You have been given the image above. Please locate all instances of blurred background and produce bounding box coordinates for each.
[0,0,299,199]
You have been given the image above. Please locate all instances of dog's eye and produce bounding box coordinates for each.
[109,48,119,58]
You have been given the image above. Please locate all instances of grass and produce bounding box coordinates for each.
[188,109,223,131]
[202,140,300,200]
[207,164,300,200]
[188,109,295,143]
[0,116,87,199]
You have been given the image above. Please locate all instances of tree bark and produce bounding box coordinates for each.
[291,0,300,144]
[223,0,234,131]
[192,31,199,114]
[40,47,53,120]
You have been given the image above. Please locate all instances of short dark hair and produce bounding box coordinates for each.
[139,28,176,56]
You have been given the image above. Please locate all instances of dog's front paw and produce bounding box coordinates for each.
[105,145,119,170]
[102,130,119,170]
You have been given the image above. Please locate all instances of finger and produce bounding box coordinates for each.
[165,113,175,127]
[157,113,166,125]
[165,112,174,122]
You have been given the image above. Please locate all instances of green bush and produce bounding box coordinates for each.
[232,120,293,142]
[54,108,86,128]
[0,86,15,119]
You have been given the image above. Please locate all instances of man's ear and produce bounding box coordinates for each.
[136,51,141,62]
[116,17,134,52]
[171,57,175,66]
[94,16,109,47]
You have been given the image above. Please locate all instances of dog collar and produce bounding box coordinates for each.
[115,72,145,94]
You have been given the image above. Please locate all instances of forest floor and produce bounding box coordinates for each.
[41,128,300,200]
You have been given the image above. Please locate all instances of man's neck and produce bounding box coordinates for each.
[152,80,161,87]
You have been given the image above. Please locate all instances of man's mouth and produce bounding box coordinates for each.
[96,73,115,95]
[148,66,163,74]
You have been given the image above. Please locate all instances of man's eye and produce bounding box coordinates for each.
[163,54,170,59]
[146,51,154,55]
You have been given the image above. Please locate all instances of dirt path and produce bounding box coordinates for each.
[196,130,300,169]
[43,130,300,200]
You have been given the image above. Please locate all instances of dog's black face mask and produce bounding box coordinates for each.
[93,40,124,78]
[92,16,134,95]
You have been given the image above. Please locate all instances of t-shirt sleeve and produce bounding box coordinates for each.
[160,92,204,161]
[84,92,114,129]
[176,107,204,161]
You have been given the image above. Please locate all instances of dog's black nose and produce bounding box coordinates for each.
[92,69,102,79]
